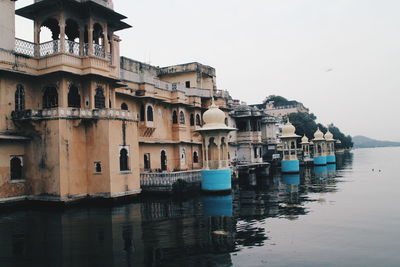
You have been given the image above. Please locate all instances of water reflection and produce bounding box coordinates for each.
[0,152,355,267]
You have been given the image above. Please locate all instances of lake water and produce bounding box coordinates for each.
[0,147,399,267]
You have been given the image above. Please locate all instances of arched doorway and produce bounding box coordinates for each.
[10,157,22,180]
[119,148,129,171]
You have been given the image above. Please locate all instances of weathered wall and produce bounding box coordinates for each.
[0,140,26,198]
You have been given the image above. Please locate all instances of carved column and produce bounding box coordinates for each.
[79,26,85,56]
[216,136,221,169]
[59,14,66,53]
[87,20,93,56]
[204,138,209,170]
[34,21,41,57]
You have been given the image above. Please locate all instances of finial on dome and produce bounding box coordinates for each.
[210,97,217,108]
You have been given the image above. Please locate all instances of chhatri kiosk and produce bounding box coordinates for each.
[197,99,236,193]
[324,130,336,164]
[280,120,300,173]
[312,128,327,165]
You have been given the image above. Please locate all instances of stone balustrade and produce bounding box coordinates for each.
[140,170,201,192]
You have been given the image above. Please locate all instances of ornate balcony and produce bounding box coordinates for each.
[236,131,262,143]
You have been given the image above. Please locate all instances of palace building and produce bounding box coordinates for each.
[0,0,233,203]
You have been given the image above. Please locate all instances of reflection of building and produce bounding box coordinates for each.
[0,204,145,267]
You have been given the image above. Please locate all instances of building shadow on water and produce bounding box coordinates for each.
[0,153,354,267]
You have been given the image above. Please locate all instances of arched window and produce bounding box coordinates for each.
[208,137,218,163]
[196,114,201,126]
[15,85,25,111]
[94,87,105,109]
[193,151,199,163]
[68,84,81,108]
[147,106,154,121]
[40,18,60,54]
[221,137,227,160]
[65,19,79,54]
[10,156,23,180]
[43,86,58,109]
[121,103,128,110]
[160,150,167,171]
[119,148,129,171]
[180,148,186,166]
[172,110,178,124]
[144,153,151,170]
[190,114,195,126]
[179,111,185,124]
[93,23,104,45]
[140,104,145,121]
[318,144,322,154]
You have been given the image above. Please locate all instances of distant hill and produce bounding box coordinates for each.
[353,135,400,148]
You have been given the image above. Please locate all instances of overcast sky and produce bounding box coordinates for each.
[15,0,400,141]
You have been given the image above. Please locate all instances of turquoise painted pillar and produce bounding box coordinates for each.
[201,169,232,192]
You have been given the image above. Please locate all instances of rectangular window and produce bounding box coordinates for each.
[185,81,191,88]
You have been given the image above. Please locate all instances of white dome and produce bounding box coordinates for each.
[324,130,334,141]
[203,102,226,126]
[301,135,309,144]
[313,128,325,141]
[281,120,300,138]
[198,99,236,132]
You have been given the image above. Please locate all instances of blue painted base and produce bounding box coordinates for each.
[327,155,336,164]
[201,169,231,192]
[314,156,327,166]
[202,195,233,216]
[281,160,300,173]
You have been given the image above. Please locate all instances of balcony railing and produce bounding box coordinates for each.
[39,40,61,57]
[14,38,110,61]
[15,38,35,57]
